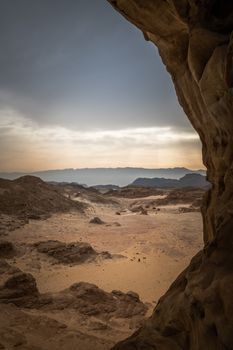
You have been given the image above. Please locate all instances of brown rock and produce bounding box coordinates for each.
[130,205,147,215]
[0,259,19,275]
[107,1,233,349]
[0,176,86,230]
[0,240,15,258]
[0,271,39,307]
[34,240,98,264]
[89,216,105,224]
[34,240,113,265]
[52,282,148,319]
[140,208,148,215]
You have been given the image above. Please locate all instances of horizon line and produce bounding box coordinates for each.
[0,166,206,173]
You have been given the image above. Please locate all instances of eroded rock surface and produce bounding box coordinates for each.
[0,176,86,233]
[89,216,105,225]
[34,240,112,264]
[0,260,39,307]
[46,282,148,319]
[0,262,148,317]
[0,303,113,350]
[107,1,233,349]
[0,262,148,349]
[0,240,15,258]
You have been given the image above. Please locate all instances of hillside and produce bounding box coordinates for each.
[53,182,119,205]
[104,187,164,198]
[0,176,85,220]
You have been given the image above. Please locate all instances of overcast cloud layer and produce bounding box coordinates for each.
[0,0,203,171]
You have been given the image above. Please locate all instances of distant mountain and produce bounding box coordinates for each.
[0,167,206,187]
[92,184,120,191]
[131,173,209,188]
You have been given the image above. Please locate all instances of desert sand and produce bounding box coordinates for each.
[0,184,203,349]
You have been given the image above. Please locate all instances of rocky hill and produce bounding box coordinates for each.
[0,175,85,220]
[53,182,119,205]
[131,173,209,189]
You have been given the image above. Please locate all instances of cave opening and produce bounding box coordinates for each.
[0,1,217,350]
[107,2,233,350]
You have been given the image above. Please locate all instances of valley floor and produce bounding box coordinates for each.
[0,194,203,349]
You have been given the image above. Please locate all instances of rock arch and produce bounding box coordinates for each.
[107,1,233,349]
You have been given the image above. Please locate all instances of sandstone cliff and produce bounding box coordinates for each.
[107,1,233,349]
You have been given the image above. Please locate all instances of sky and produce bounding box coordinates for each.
[0,0,203,172]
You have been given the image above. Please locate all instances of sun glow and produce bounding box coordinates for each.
[0,109,202,172]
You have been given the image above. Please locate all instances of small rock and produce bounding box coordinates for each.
[0,240,15,258]
[140,208,148,215]
[89,217,105,225]
[113,222,121,227]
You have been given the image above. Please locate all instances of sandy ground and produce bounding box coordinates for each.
[8,196,203,303]
[1,195,203,349]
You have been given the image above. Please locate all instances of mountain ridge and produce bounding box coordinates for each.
[0,167,206,187]
[131,173,209,188]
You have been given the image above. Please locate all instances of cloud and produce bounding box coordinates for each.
[0,1,193,132]
[0,109,202,172]
[0,110,199,145]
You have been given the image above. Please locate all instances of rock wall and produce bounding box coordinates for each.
[107,1,233,349]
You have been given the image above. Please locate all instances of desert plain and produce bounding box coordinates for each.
[0,178,204,349]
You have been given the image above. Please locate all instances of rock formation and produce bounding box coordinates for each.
[89,216,106,225]
[0,240,15,258]
[0,175,85,221]
[0,260,39,307]
[0,262,148,321]
[0,262,148,349]
[34,240,112,264]
[48,282,148,319]
[107,1,233,349]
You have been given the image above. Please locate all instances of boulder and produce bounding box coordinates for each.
[34,240,98,264]
[0,240,15,258]
[89,217,105,225]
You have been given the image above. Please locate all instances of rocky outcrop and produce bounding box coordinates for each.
[107,1,233,349]
[0,263,148,321]
[0,302,114,350]
[89,217,105,225]
[0,214,28,236]
[48,282,148,319]
[0,176,86,223]
[0,260,39,307]
[0,240,15,258]
[34,240,112,264]
[105,187,163,198]
[0,262,148,348]
[155,188,205,207]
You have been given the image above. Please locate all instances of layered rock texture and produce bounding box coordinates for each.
[107,1,233,349]
[0,175,85,220]
[0,260,148,349]
[34,240,112,264]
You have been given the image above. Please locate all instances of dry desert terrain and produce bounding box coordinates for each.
[0,178,204,349]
